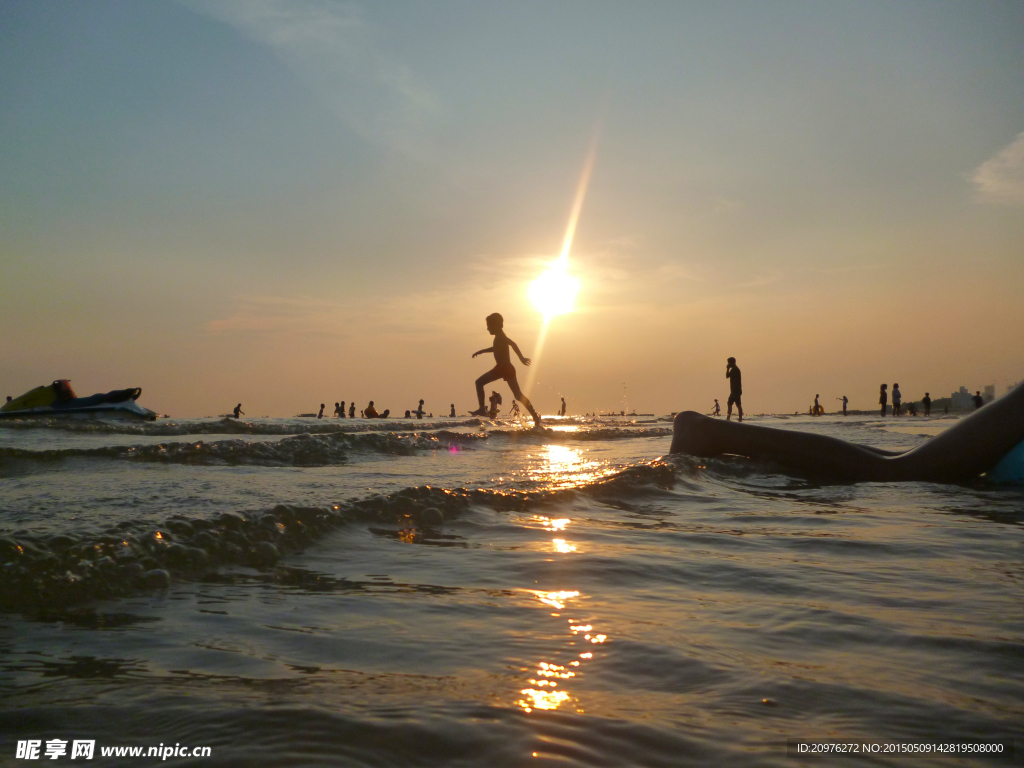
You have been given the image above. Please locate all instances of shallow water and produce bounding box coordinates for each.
[1,413,1021,766]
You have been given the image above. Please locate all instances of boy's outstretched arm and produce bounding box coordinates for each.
[472,347,494,358]
[509,339,531,366]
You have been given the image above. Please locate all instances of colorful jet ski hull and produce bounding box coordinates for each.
[1,381,158,421]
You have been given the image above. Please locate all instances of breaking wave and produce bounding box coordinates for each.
[0,460,681,612]
[0,431,488,469]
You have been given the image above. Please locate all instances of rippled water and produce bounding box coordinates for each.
[1,413,1021,766]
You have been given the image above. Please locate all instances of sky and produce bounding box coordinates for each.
[2,0,1023,417]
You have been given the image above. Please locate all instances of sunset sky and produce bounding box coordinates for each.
[3,1,1023,417]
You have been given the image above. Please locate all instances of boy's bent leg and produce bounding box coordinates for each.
[508,377,542,426]
[475,369,502,410]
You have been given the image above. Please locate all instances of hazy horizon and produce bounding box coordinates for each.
[3,1,1023,418]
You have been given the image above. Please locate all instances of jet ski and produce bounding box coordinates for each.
[1,380,158,421]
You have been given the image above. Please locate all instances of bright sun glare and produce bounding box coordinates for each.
[528,256,580,319]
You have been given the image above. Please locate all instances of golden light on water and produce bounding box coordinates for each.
[528,444,608,489]
[515,588,611,715]
[533,590,580,610]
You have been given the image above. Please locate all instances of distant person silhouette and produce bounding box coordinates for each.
[973,391,984,409]
[725,357,743,422]
[470,312,541,427]
[404,410,411,418]
[907,401,918,416]
[712,399,721,417]
[317,403,325,419]
[892,384,902,416]
[364,401,379,418]
[413,399,425,419]
[559,397,567,417]
[879,384,888,417]
[334,402,342,418]
[233,403,244,419]
[450,404,456,417]
[6,396,11,403]
[349,402,355,418]
[838,395,848,416]
[813,394,822,415]
[922,392,931,416]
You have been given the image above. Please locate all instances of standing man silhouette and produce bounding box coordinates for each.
[726,357,743,422]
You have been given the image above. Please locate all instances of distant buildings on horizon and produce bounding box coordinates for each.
[934,382,1014,412]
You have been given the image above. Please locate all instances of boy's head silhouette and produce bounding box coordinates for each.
[486,313,504,333]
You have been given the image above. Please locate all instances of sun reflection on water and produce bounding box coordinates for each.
[516,589,610,714]
[528,444,608,490]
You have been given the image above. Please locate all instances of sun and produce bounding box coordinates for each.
[528,256,580,319]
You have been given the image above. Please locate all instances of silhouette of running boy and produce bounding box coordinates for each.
[470,313,541,427]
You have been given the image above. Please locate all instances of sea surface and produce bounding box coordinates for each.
[1,411,1021,766]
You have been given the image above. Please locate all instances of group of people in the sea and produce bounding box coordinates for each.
[709,364,989,421]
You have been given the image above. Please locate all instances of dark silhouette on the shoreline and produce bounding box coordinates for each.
[233,403,243,419]
[879,384,888,417]
[670,380,1024,483]
[317,403,325,419]
[892,384,902,416]
[450,404,456,417]
[413,399,425,419]
[838,395,848,416]
[922,393,931,416]
[559,397,567,417]
[712,399,721,417]
[488,390,502,419]
[469,313,541,427]
[349,402,355,418]
[726,357,743,422]
[364,401,378,418]
[973,391,984,409]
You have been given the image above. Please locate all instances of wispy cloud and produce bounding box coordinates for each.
[971,132,1024,206]
[185,0,440,156]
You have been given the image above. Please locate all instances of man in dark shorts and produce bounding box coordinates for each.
[922,392,931,416]
[726,357,743,422]
[470,312,541,427]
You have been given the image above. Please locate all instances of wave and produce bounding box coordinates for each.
[0,460,683,612]
[0,431,489,469]
[0,416,489,437]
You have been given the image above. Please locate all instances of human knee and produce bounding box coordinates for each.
[670,411,708,454]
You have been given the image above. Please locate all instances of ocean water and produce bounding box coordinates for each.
[1,412,1021,767]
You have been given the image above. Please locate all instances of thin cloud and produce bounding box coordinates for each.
[185,0,440,157]
[971,132,1024,206]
